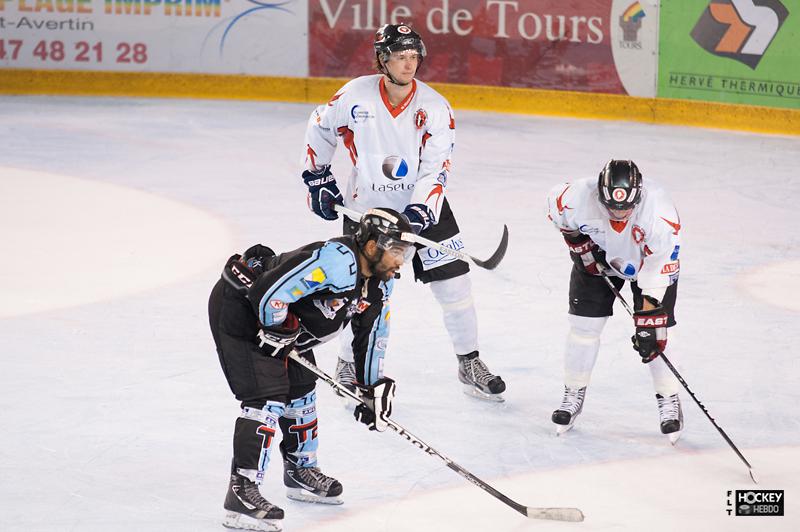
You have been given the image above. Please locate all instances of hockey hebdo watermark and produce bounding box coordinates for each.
[726,490,784,516]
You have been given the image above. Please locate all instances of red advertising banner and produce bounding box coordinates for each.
[309,0,625,94]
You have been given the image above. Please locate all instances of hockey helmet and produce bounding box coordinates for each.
[374,24,427,66]
[597,160,643,214]
[355,208,416,262]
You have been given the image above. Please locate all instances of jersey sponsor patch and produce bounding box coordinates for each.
[302,267,327,289]
[350,104,374,123]
[417,234,463,271]
[291,286,304,298]
[269,300,287,310]
[382,156,409,180]
[313,298,346,320]
[661,261,680,274]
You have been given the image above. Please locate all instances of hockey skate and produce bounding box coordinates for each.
[656,393,684,445]
[223,471,284,532]
[457,351,506,402]
[283,458,343,505]
[552,386,587,435]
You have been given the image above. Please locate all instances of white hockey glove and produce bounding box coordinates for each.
[354,377,396,432]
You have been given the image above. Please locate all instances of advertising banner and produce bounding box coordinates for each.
[659,0,799,109]
[308,0,659,96]
[0,0,308,76]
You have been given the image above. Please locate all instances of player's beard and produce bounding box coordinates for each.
[372,262,398,282]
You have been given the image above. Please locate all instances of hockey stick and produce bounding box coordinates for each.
[599,271,758,484]
[287,351,584,522]
[334,204,509,270]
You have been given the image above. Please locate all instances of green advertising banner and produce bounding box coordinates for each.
[659,0,799,109]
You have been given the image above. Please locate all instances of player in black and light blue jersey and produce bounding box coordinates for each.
[208,208,414,532]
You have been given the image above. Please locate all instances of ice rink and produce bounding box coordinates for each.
[1,95,798,531]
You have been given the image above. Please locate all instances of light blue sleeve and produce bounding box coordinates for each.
[362,278,394,385]
[257,241,358,326]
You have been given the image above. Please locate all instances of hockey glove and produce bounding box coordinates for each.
[631,297,668,363]
[256,312,300,358]
[303,165,343,220]
[402,203,434,234]
[563,232,607,276]
[353,377,396,432]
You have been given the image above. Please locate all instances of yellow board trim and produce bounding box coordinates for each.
[1,69,797,136]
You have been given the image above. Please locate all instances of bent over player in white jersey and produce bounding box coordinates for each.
[300,23,505,401]
[546,160,684,442]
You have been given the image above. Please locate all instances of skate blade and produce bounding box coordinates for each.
[223,511,282,531]
[555,422,575,436]
[667,430,683,445]
[286,487,343,505]
[461,383,505,402]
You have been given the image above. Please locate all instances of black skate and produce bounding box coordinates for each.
[283,458,343,505]
[656,393,684,445]
[457,351,506,402]
[223,471,284,532]
[552,386,587,435]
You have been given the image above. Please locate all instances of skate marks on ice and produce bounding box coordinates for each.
[0,167,234,318]
[737,261,800,313]
[306,446,799,532]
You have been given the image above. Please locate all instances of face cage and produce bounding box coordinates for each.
[375,233,415,262]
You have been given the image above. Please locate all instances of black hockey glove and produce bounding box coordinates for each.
[241,244,275,274]
[631,297,668,363]
[303,165,342,220]
[402,203,434,234]
[353,377,396,432]
[563,232,607,276]
[256,312,300,359]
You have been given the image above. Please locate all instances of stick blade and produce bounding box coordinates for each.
[526,507,585,522]
[472,225,509,270]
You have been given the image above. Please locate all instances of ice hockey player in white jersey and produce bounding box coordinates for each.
[545,160,683,442]
[301,23,505,401]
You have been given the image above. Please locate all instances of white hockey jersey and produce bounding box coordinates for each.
[303,74,455,222]
[546,177,681,299]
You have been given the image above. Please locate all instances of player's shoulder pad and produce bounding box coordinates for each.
[415,80,453,114]
[317,240,359,292]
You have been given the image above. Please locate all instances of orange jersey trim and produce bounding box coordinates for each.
[379,78,417,118]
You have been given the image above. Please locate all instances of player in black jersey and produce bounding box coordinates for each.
[208,208,413,531]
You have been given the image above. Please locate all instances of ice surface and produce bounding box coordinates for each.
[0,96,798,531]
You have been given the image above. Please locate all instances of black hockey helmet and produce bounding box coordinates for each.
[355,208,416,262]
[597,160,643,212]
[374,24,427,67]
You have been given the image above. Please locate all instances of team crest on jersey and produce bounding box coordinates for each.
[382,156,409,181]
[414,108,428,129]
[632,225,645,244]
[302,267,327,289]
